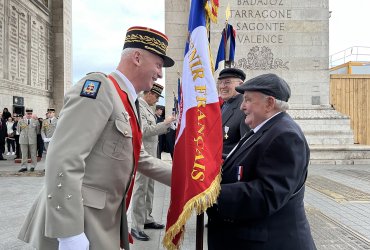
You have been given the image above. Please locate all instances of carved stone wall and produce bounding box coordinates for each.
[0,0,71,116]
[165,0,358,148]
[165,0,330,110]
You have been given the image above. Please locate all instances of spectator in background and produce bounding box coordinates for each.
[0,113,6,160]
[2,108,12,120]
[6,117,15,155]
[13,114,21,159]
[155,105,166,158]
[36,117,44,159]
[165,125,176,159]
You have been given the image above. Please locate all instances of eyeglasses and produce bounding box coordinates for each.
[217,80,241,86]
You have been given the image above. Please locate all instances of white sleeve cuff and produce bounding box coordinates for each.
[57,232,85,243]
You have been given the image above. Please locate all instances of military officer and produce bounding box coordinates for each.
[17,108,40,172]
[18,26,175,250]
[41,108,58,151]
[218,68,250,158]
[131,83,176,241]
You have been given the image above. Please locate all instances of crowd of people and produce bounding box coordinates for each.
[0,107,58,171]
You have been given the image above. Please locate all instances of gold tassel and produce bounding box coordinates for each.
[162,172,222,250]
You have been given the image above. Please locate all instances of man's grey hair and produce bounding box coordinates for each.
[262,93,289,111]
[275,99,289,111]
[121,47,139,57]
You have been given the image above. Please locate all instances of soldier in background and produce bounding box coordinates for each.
[131,83,176,241]
[41,108,58,151]
[17,108,40,172]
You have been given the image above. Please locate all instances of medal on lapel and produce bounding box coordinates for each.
[224,126,229,139]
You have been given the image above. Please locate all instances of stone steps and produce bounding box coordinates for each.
[287,108,370,164]
[310,144,370,165]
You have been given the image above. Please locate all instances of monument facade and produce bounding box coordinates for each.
[165,0,354,146]
[0,0,71,116]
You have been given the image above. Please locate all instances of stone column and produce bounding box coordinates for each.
[50,0,72,114]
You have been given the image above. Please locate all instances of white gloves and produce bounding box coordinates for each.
[58,232,89,250]
[170,121,177,130]
[43,137,52,143]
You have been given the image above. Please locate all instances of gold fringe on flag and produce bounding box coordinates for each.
[162,171,222,250]
[205,0,219,23]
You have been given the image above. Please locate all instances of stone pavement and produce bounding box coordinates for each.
[1,153,370,249]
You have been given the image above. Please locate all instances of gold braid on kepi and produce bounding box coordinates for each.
[123,26,175,67]
[150,82,164,97]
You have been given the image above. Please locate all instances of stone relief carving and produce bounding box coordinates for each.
[236,46,289,70]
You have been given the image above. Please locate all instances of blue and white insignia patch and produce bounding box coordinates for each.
[80,80,101,99]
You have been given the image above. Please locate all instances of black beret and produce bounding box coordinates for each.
[123,26,174,68]
[235,73,291,102]
[47,108,55,112]
[25,108,33,113]
[218,68,246,81]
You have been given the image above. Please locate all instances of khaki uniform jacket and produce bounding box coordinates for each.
[18,72,172,250]
[139,97,170,156]
[17,118,40,145]
[41,117,58,139]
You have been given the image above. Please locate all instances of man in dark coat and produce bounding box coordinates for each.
[217,68,250,159]
[0,115,6,160]
[207,73,316,250]
[155,105,166,158]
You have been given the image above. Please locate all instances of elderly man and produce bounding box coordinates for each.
[207,74,316,250]
[217,68,250,158]
[131,83,175,241]
[18,26,175,250]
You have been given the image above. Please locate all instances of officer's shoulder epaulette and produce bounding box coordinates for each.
[86,72,107,77]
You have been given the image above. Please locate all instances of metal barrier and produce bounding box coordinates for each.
[329,46,370,68]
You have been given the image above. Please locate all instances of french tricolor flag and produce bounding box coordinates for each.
[163,0,223,249]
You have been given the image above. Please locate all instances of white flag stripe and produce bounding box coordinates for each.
[176,26,219,142]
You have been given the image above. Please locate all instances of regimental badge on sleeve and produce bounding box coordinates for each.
[80,80,101,99]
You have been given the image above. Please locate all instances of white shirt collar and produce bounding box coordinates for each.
[114,69,138,101]
[252,112,282,133]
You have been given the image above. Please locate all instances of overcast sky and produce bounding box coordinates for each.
[71,0,165,82]
[72,0,370,97]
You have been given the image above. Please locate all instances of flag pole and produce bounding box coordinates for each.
[196,213,204,250]
[224,3,231,68]
[195,1,209,247]
[195,0,215,248]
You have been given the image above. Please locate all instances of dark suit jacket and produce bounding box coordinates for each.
[222,94,250,157]
[207,112,316,250]
[156,115,166,157]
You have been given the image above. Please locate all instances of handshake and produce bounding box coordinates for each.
[43,137,52,143]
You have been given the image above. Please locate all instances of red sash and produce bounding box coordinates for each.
[108,75,142,245]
